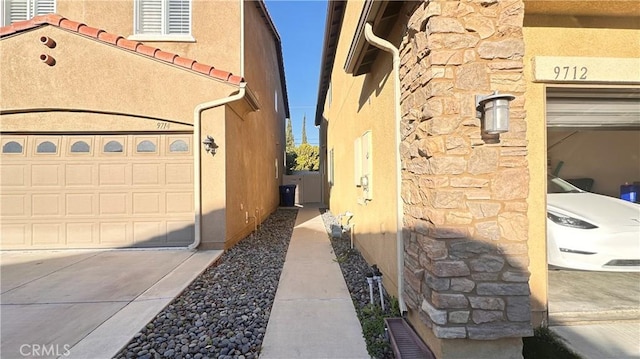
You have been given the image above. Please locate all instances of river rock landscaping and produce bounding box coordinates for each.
[114,207,398,359]
[114,208,297,359]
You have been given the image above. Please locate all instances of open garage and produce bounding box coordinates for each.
[546,87,640,197]
[545,86,640,324]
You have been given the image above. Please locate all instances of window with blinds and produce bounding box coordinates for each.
[135,0,191,36]
[1,0,56,26]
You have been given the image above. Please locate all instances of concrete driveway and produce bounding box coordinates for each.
[548,269,640,324]
[1,249,222,359]
[548,269,640,359]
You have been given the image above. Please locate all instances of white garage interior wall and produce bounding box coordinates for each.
[546,87,640,198]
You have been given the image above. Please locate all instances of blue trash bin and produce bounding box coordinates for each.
[620,183,639,203]
[279,184,296,207]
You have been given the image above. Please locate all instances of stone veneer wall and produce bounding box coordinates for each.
[398,0,533,340]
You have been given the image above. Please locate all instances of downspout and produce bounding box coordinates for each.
[189,0,246,251]
[189,84,246,251]
[364,22,407,314]
[239,0,245,76]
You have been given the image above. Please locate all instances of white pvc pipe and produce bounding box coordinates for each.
[239,0,244,77]
[364,22,407,314]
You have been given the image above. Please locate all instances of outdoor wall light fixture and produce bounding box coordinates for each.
[476,91,516,134]
[202,135,218,156]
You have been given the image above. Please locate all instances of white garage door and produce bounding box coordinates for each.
[0,133,194,249]
[547,88,640,128]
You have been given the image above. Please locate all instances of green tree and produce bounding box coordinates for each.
[285,151,297,175]
[294,143,320,171]
[301,114,308,145]
[285,118,295,152]
[285,118,297,174]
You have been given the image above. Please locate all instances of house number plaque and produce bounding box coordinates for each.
[532,56,640,84]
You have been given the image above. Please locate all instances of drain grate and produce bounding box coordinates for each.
[385,318,435,359]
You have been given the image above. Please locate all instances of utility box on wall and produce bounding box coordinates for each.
[360,130,373,201]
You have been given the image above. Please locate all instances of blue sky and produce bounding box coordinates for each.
[264,0,327,146]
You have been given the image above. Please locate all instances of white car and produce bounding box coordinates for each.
[547,175,640,272]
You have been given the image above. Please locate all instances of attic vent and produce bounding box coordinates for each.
[385,318,435,359]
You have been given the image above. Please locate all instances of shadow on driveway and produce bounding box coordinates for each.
[1,249,222,359]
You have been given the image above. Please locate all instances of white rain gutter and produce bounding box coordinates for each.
[189,84,246,251]
[189,0,246,251]
[364,22,407,314]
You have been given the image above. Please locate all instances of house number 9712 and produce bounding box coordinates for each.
[553,66,588,80]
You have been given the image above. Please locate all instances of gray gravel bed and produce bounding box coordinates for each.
[114,208,298,359]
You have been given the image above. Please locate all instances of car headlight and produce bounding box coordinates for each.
[547,211,597,229]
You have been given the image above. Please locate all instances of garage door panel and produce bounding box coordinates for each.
[66,164,95,186]
[0,133,194,249]
[99,193,129,216]
[167,221,194,245]
[32,223,62,245]
[134,222,166,246]
[1,195,27,216]
[99,222,130,245]
[0,165,26,186]
[32,194,61,216]
[66,193,95,216]
[547,88,640,128]
[66,223,96,244]
[133,193,161,214]
[166,164,193,184]
[99,163,128,185]
[166,192,193,213]
[1,224,28,246]
[132,163,161,185]
[32,164,61,186]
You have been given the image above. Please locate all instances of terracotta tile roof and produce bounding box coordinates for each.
[0,14,244,85]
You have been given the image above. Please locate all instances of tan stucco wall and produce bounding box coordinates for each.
[0,24,244,248]
[0,26,236,123]
[223,2,285,248]
[56,0,241,75]
[323,1,400,298]
[1,1,286,251]
[201,106,228,249]
[523,12,640,326]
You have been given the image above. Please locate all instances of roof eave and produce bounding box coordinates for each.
[314,1,346,126]
[255,0,290,119]
[0,14,244,86]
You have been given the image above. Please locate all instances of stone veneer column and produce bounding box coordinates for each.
[398,0,533,346]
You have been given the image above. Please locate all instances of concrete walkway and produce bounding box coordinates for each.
[551,322,640,359]
[260,205,370,359]
[0,249,222,359]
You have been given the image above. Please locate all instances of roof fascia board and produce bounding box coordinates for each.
[343,0,385,75]
[314,1,346,126]
[254,0,290,119]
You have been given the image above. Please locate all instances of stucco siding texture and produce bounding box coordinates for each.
[223,3,284,248]
[324,0,401,296]
[0,13,248,250]
[0,26,238,125]
[55,0,241,75]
